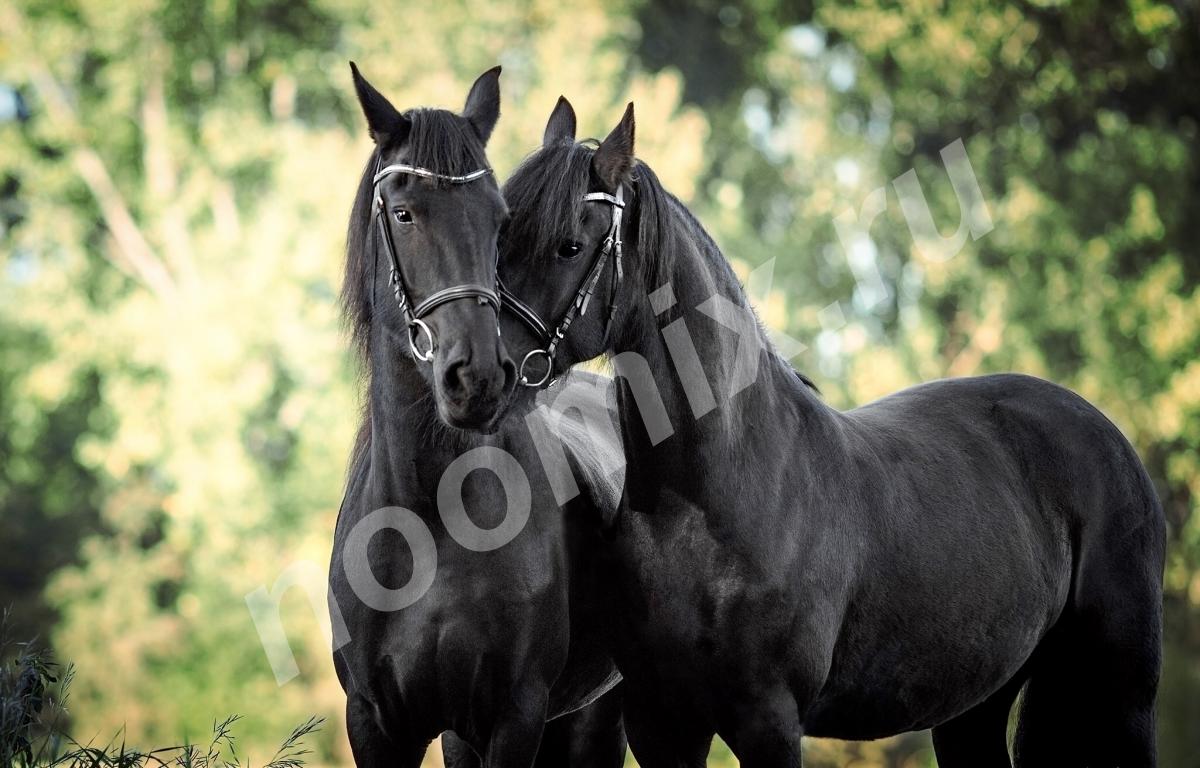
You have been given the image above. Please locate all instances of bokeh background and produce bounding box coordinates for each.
[1,0,1198,765]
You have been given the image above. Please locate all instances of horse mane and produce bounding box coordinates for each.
[502,138,821,395]
[341,108,492,474]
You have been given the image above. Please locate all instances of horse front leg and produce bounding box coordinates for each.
[345,693,429,768]
[442,731,482,768]
[482,693,550,768]
[534,685,627,768]
[622,685,711,768]
[722,690,804,768]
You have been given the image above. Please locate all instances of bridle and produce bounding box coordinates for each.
[498,185,626,387]
[372,157,626,382]
[372,159,500,361]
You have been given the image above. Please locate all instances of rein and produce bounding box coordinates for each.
[500,185,626,387]
[372,160,500,361]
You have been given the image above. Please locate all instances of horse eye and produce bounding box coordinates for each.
[393,209,414,225]
[557,241,583,260]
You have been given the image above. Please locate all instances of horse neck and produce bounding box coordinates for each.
[358,322,484,506]
[613,200,838,496]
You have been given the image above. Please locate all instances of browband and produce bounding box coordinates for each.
[373,164,492,186]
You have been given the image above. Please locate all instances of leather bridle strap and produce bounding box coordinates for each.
[501,185,625,387]
[496,283,551,340]
[372,160,499,362]
[411,285,501,319]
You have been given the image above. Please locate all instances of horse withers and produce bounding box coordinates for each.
[482,98,1164,768]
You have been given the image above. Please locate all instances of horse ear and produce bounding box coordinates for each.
[592,102,635,190]
[463,65,502,144]
[350,61,410,146]
[543,96,577,147]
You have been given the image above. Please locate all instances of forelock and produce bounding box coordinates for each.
[501,141,597,262]
[392,108,490,181]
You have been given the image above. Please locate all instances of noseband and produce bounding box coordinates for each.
[372,160,500,361]
[499,186,625,387]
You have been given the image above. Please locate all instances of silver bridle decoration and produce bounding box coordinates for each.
[373,164,493,186]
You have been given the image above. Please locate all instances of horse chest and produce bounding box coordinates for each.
[331,472,578,729]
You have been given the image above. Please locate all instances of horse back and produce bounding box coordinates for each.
[846,372,1163,548]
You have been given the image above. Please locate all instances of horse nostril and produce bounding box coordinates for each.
[500,358,517,393]
[444,358,497,399]
[443,358,470,395]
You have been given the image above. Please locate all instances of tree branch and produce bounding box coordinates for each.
[3,3,177,299]
[141,24,196,286]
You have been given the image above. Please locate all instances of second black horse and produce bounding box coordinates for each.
[486,98,1164,768]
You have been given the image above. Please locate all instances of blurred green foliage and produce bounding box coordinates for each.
[0,0,1196,766]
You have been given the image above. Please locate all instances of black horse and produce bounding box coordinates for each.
[329,67,626,768]
[489,98,1165,767]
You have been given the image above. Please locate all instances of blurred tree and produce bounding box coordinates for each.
[2,0,360,755]
[0,324,106,644]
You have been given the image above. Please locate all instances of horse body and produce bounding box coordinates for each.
[805,375,1076,737]
[610,255,1161,768]
[604,349,1162,767]
[330,68,625,768]
[495,104,1164,766]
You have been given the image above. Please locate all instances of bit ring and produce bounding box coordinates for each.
[408,319,435,362]
[518,348,554,388]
